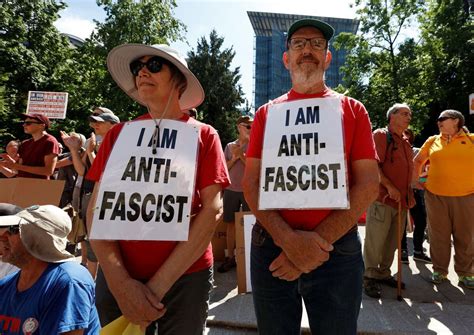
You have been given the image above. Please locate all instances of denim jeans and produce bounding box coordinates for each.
[251,224,363,335]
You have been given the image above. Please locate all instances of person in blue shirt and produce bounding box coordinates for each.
[0,204,100,334]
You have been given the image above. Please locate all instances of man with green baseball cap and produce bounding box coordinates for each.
[243,17,379,334]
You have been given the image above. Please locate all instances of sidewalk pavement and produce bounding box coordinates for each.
[206,226,474,334]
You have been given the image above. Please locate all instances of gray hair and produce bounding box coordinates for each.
[386,103,411,121]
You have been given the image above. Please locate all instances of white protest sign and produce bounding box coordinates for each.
[90,119,199,241]
[259,97,349,209]
[26,91,68,119]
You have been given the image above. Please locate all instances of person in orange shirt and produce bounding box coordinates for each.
[413,109,474,289]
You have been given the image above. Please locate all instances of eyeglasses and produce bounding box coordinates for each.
[130,56,165,76]
[23,121,42,126]
[437,116,454,122]
[239,123,251,130]
[288,38,327,51]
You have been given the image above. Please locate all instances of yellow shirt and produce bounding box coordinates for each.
[420,132,474,196]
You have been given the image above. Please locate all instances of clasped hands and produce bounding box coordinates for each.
[270,230,333,281]
[112,277,166,330]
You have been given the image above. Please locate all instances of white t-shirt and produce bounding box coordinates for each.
[0,260,18,279]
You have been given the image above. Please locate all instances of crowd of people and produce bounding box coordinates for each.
[0,17,472,335]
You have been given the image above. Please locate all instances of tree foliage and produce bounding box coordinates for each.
[0,0,71,143]
[187,30,246,147]
[0,0,185,148]
[66,0,186,128]
[334,0,472,138]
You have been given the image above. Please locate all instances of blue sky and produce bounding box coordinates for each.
[55,0,357,108]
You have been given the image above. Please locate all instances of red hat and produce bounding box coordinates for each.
[21,113,51,129]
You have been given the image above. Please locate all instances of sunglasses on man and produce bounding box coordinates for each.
[130,56,167,77]
[239,123,251,130]
[22,121,43,126]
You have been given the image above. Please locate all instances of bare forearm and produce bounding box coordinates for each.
[242,176,295,249]
[315,159,379,243]
[13,163,55,176]
[147,186,223,298]
[226,158,238,170]
[70,150,86,176]
[0,165,17,177]
[314,178,378,244]
[87,184,131,291]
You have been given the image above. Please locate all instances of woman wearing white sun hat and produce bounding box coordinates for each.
[86,44,230,334]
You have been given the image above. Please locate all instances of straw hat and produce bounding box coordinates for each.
[107,44,204,111]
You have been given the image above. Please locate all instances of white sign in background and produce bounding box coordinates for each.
[259,97,349,210]
[90,119,199,241]
[243,214,256,292]
[26,91,68,119]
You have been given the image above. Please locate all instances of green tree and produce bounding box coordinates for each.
[0,0,71,143]
[186,29,245,147]
[66,0,186,132]
[416,0,474,137]
[334,0,423,129]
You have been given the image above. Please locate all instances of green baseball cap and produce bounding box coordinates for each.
[287,18,335,42]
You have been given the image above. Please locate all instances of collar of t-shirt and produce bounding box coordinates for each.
[287,87,335,100]
[136,112,190,122]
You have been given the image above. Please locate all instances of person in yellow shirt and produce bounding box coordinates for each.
[413,109,474,289]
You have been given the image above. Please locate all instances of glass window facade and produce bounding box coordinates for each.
[248,11,359,109]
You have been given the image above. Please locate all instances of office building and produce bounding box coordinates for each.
[248,11,359,109]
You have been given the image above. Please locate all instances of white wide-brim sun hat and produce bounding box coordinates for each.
[107,44,205,111]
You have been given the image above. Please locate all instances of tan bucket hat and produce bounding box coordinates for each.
[0,205,74,263]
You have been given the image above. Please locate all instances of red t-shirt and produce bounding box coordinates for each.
[247,88,377,230]
[18,133,60,179]
[87,113,230,280]
[373,128,414,210]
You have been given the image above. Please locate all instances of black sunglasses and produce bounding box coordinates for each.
[437,116,454,122]
[129,56,165,76]
[240,123,251,130]
[23,121,42,126]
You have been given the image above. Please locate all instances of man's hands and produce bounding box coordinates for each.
[269,252,303,281]
[278,230,333,274]
[0,153,16,169]
[60,131,82,151]
[229,143,244,160]
[385,184,401,202]
[112,277,166,329]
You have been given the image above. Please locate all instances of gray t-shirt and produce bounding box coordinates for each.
[224,140,248,192]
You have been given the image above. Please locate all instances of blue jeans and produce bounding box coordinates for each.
[251,224,363,335]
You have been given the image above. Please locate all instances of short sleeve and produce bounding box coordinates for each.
[372,129,388,164]
[40,277,96,333]
[86,123,124,182]
[196,125,230,191]
[246,105,267,159]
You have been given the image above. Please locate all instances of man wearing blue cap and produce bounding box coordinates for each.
[244,18,379,334]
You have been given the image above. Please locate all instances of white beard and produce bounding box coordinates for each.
[290,63,325,93]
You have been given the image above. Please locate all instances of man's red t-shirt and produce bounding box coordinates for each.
[87,113,230,280]
[18,133,60,179]
[247,88,377,231]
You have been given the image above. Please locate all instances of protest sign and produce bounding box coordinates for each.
[259,97,349,209]
[26,91,68,119]
[90,119,199,241]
